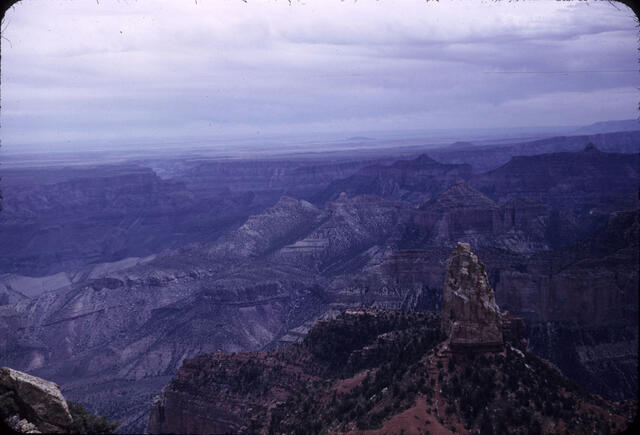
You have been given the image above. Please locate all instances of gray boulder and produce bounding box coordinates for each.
[0,367,73,433]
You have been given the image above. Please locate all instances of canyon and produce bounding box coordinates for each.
[0,131,637,432]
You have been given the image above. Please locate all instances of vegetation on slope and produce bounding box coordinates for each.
[67,401,120,434]
[248,310,631,434]
[152,309,634,434]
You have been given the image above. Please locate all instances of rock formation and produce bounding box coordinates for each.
[147,309,632,434]
[441,242,504,352]
[416,181,501,248]
[470,146,639,215]
[0,367,73,433]
[208,196,322,259]
[0,157,375,277]
[429,130,640,173]
[494,209,639,399]
[314,153,472,205]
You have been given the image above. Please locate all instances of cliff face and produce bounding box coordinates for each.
[275,194,408,272]
[493,210,639,399]
[495,210,639,325]
[471,145,639,215]
[0,157,379,278]
[429,130,640,173]
[147,350,311,434]
[398,182,576,254]
[441,243,503,352]
[417,182,501,247]
[0,164,257,277]
[209,196,323,260]
[344,210,638,399]
[315,153,472,205]
[180,158,380,202]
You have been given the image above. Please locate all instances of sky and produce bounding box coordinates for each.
[0,0,638,151]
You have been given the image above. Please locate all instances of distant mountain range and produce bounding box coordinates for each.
[572,119,640,135]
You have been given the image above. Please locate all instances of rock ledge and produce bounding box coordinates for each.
[0,367,73,433]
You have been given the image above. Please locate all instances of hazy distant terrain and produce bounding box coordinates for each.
[0,129,638,432]
[571,119,640,135]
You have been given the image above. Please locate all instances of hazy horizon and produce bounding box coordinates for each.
[1,0,638,153]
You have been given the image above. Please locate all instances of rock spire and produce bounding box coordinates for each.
[441,242,503,352]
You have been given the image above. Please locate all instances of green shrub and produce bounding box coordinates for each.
[68,401,119,434]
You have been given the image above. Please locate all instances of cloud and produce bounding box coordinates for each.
[1,0,637,150]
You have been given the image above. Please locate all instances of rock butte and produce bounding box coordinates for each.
[442,242,505,353]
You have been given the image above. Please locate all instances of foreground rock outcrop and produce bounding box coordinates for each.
[0,367,72,433]
[0,367,118,434]
[147,308,633,434]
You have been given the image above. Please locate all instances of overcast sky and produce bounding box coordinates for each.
[1,0,637,150]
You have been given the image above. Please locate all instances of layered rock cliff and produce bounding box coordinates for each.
[429,130,640,173]
[314,153,472,205]
[379,181,574,254]
[180,157,383,202]
[471,145,639,216]
[0,157,382,277]
[493,210,639,399]
[0,164,257,277]
[209,196,322,260]
[441,243,504,352]
[415,182,501,248]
